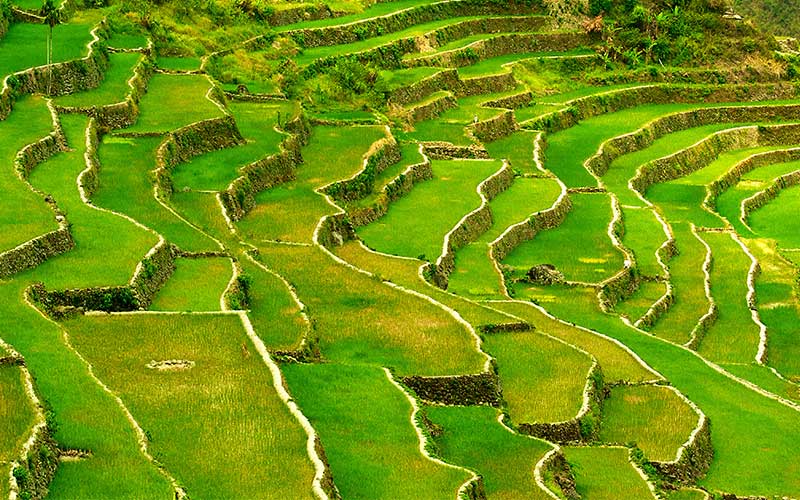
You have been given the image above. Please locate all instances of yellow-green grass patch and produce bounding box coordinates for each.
[65,313,316,499]
[282,362,471,500]
[149,257,232,311]
[426,405,553,500]
[599,384,698,462]
[563,446,655,499]
[256,244,485,376]
[123,74,223,133]
[614,279,668,322]
[484,330,592,424]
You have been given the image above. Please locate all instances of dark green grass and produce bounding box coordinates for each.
[358,159,500,261]
[516,285,800,497]
[0,283,173,498]
[256,244,486,376]
[157,57,201,71]
[503,192,625,283]
[106,32,148,49]
[95,136,219,252]
[0,22,95,77]
[65,313,316,499]
[648,223,708,344]
[405,118,474,145]
[149,257,232,311]
[282,362,470,500]
[170,100,292,191]
[26,114,157,288]
[426,405,553,500]
[55,52,142,107]
[0,365,36,498]
[599,385,698,462]
[0,96,60,253]
[238,125,385,243]
[563,446,654,499]
[484,330,592,424]
[698,231,761,364]
[484,130,538,175]
[620,207,666,277]
[241,258,307,352]
[122,74,222,133]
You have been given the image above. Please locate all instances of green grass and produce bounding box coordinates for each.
[599,385,699,462]
[749,183,800,248]
[169,191,238,247]
[405,118,474,145]
[122,74,223,133]
[381,67,443,90]
[426,405,553,500]
[503,192,625,283]
[255,243,486,376]
[55,52,142,107]
[620,207,666,277]
[563,446,654,499]
[26,114,157,288]
[489,301,657,384]
[484,130,539,175]
[0,22,95,78]
[107,32,148,50]
[456,49,596,78]
[518,285,800,497]
[0,365,36,498]
[698,231,761,363]
[614,279,667,322]
[237,125,385,243]
[484,330,592,424]
[448,176,562,299]
[241,258,307,352]
[170,100,292,191]
[0,95,60,253]
[65,313,316,499]
[149,257,232,311]
[0,282,173,498]
[282,362,470,500]
[358,159,500,261]
[95,136,220,252]
[647,223,709,344]
[157,57,201,71]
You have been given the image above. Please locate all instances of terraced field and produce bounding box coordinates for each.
[2,0,799,499]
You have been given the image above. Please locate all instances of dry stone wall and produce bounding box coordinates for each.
[651,416,714,484]
[706,148,800,210]
[469,109,517,143]
[408,92,457,123]
[401,372,502,406]
[742,169,800,220]
[324,134,402,203]
[12,427,59,500]
[422,142,489,160]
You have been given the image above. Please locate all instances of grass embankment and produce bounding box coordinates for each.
[484,330,592,424]
[26,114,157,288]
[448,176,562,299]
[122,74,223,134]
[563,446,655,499]
[0,96,60,253]
[95,136,219,253]
[358,159,501,262]
[600,384,698,462]
[65,313,316,499]
[426,405,553,500]
[282,362,470,500]
[513,285,800,497]
[0,364,36,498]
[170,100,294,192]
[55,52,143,108]
[149,257,232,311]
[237,125,385,243]
[502,192,625,284]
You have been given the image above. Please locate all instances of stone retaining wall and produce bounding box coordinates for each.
[651,416,714,484]
[401,372,501,406]
[524,83,800,134]
[518,363,605,443]
[491,190,572,262]
[483,91,533,110]
[348,151,433,227]
[459,72,518,97]
[388,69,461,106]
[324,133,402,203]
[470,109,517,143]
[408,92,457,123]
[706,148,800,210]
[742,169,800,221]
[219,112,312,221]
[12,427,59,500]
[0,228,74,279]
[427,162,515,289]
[421,142,489,160]
[587,104,800,178]
[541,450,581,500]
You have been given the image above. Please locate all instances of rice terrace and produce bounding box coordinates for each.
[2,0,800,498]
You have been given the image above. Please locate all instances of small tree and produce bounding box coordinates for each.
[40,0,60,95]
